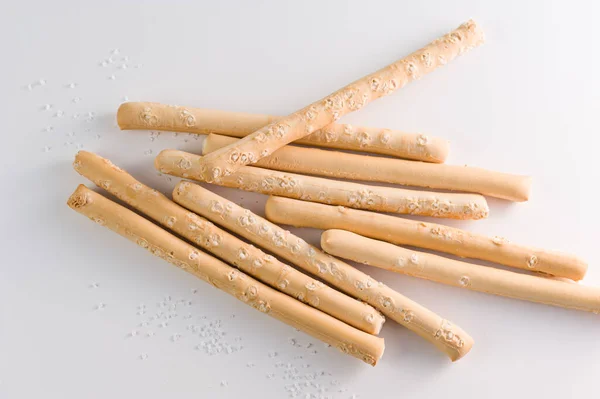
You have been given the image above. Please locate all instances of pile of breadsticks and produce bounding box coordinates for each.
[68,19,598,366]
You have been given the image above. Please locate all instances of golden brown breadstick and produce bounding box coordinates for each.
[73,151,384,334]
[156,149,489,220]
[67,186,385,365]
[265,197,587,281]
[173,181,474,361]
[321,229,600,313]
[116,102,449,163]
[192,20,484,182]
[203,134,531,201]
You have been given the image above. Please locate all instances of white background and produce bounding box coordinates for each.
[1,1,599,398]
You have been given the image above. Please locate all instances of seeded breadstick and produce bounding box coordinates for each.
[157,150,489,220]
[173,182,474,361]
[265,197,587,281]
[321,230,600,313]
[203,134,531,201]
[117,102,449,163]
[192,20,484,182]
[67,186,384,365]
[73,151,384,334]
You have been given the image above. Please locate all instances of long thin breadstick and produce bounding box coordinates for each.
[173,181,474,361]
[265,197,587,281]
[321,230,600,313]
[73,151,384,334]
[67,186,385,365]
[203,133,531,201]
[157,149,489,220]
[192,20,484,182]
[117,101,449,163]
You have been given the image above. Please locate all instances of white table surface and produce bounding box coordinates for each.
[2,1,599,398]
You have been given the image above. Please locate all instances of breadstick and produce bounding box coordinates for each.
[67,186,384,365]
[157,149,489,220]
[173,181,474,361]
[321,230,600,313]
[191,20,484,182]
[73,151,383,334]
[117,101,449,163]
[203,133,531,201]
[265,197,587,281]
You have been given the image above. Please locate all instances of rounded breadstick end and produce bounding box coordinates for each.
[320,229,341,252]
[569,258,588,281]
[464,19,485,45]
[201,134,216,156]
[428,138,450,164]
[448,327,474,362]
[362,340,385,366]
[154,149,181,173]
[154,150,166,172]
[515,175,533,202]
[67,184,92,209]
[155,149,199,176]
[264,196,281,224]
[117,102,138,130]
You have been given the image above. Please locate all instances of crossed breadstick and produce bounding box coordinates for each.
[67,17,595,367]
[117,101,449,163]
[172,181,474,361]
[187,20,484,182]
